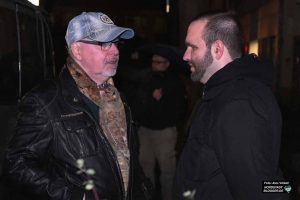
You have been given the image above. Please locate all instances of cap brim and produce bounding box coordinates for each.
[88,26,134,42]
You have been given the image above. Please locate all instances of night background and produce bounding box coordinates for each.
[1,0,300,199]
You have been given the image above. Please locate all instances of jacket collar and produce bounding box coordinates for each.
[59,65,87,109]
[58,62,132,118]
[202,54,273,101]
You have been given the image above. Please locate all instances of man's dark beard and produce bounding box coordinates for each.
[191,48,213,82]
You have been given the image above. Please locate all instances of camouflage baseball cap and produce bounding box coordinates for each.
[65,12,134,48]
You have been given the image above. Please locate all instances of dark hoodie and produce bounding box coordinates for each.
[131,65,187,130]
[174,54,288,200]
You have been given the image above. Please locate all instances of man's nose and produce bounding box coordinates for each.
[110,43,119,54]
[183,49,190,61]
[183,50,189,61]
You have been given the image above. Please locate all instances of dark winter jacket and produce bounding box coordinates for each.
[174,55,288,200]
[3,67,153,200]
[131,68,186,130]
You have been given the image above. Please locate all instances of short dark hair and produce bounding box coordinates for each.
[192,11,244,59]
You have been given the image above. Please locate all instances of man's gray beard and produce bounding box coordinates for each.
[191,67,205,82]
[190,49,213,82]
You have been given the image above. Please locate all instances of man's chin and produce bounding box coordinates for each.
[190,72,203,82]
[106,69,117,77]
[190,73,199,82]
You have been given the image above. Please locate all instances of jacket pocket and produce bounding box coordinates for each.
[61,115,99,157]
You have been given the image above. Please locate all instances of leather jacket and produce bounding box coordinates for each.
[4,67,153,200]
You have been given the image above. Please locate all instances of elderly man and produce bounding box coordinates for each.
[4,12,152,200]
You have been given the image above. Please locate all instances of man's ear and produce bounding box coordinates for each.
[211,40,224,60]
[70,42,82,60]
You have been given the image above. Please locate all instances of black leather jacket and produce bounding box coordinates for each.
[4,67,152,200]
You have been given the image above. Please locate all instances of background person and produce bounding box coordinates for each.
[129,50,187,200]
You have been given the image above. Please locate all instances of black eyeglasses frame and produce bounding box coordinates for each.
[78,39,120,50]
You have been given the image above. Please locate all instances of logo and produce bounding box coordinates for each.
[262,181,292,193]
[100,14,114,24]
[284,185,292,193]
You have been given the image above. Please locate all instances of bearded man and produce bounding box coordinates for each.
[173,11,288,200]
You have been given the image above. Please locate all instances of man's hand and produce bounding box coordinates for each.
[152,88,163,101]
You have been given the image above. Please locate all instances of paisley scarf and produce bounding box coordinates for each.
[67,56,130,191]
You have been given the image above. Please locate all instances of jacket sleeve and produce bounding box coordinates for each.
[3,93,75,200]
[214,99,286,200]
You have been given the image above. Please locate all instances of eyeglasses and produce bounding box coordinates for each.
[78,39,121,51]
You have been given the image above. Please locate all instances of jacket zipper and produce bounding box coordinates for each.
[202,85,206,97]
[125,102,134,200]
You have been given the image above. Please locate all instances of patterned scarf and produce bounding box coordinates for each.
[66,56,130,192]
